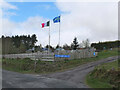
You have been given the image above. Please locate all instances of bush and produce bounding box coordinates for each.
[89,67,120,88]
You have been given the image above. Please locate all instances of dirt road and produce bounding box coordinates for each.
[2,56,118,88]
[41,56,118,88]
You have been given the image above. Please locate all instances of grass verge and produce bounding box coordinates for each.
[86,60,119,88]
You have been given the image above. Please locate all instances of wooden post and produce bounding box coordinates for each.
[34,58,37,72]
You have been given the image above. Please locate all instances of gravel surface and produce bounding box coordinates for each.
[2,70,78,88]
[2,56,118,88]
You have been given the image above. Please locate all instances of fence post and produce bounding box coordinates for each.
[34,58,37,72]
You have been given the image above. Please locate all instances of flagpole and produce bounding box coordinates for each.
[59,15,61,48]
[49,21,50,53]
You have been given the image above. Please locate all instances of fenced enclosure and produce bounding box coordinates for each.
[1,48,97,61]
[54,48,97,61]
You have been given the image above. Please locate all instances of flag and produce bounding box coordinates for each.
[41,21,50,28]
[53,16,60,23]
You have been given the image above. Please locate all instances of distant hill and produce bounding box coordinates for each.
[91,40,120,51]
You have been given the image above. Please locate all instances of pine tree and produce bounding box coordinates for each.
[31,34,37,48]
[72,37,79,50]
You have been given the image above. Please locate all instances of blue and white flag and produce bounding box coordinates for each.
[53,16,60,23]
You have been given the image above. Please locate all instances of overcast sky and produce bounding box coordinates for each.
[0,0,118,47]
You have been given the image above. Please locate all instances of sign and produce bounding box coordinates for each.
[55,55,70,58]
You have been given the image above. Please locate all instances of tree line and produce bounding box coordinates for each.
[1,34,37,54]
[0,34,90,54]
[91,40,120,51]
[0,34,119,54]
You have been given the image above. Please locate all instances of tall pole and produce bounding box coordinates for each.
[59,15,61,48]
[49,21,50,53]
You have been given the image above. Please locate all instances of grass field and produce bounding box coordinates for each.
[2,48,118,74]
[86,60,119,88]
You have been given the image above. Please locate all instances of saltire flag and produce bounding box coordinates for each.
[41,21,50,28]
[53,16,60,23]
